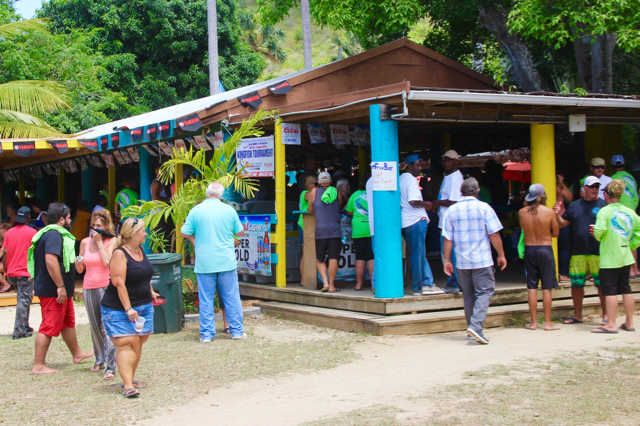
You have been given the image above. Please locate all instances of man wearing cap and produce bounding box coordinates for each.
[433,150,464,294]
[581,158,612,200]
[2,207,37,339]
[308,171,342,292]
[401,155,442,295]
[553,176,607,324]
[610,155,640,278]
[519,184,560,331]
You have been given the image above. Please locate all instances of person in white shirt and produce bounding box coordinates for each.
[432,150,464,294]
[400,155,443,296]
[581,157,612,200]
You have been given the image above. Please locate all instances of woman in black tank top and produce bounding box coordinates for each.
[100,218,158,398]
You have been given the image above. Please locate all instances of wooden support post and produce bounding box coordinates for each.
[18,171,25,205]
[274,120,287,287]
[57,169,65,204]
[302,213,318,289]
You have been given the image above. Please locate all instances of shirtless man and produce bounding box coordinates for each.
[518,184,560,331]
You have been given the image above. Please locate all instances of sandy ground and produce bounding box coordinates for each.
[139,315,640,426]
[0,302,89,335]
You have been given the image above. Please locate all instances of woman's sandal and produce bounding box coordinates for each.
[122,388,140,398]
[104,369,115,380]
[121,381,146,389]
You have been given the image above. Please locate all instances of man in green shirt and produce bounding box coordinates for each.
[610,155,640,278]
[592,179,640,334]
[346,176,373,291]
[114,179,139,222]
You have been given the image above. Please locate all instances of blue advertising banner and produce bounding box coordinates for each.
[236,215,272,276]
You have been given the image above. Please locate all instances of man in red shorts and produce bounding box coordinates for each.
[28,203,93,375]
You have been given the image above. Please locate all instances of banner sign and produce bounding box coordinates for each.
[177,113,202,132]
[101,153,115,168]
[330,124,350,145]
[127,147,140,162]
[212,131,224,150]
[236,136,274,177]
[3,172,14,182]
[236,215,272,276]
[79,139,99,151]
[13,141,36,157]
[66,159,78,173]
[60,160,71,173]
[237,91,262,109]
[157,141,174,156]
[158,120,171,139]
[306,123,327,144]
[89,155,103,167]
[141,144,157,156]
[144,124,158,142]
[77,157,89,171]
[281,122,301,145]
[371,161,398,191]
[53,163,60,175]
[130,127,143,143]
[111,133,120,149]
[47,140,68,154]
[113,150,126,165]
[190,135,211,151]
[98,135,108,151]
[350,125,370,146]
[174,139,188,153]
[42,164,56,175]
[268,80,292,95]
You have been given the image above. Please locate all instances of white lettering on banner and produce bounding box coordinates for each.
[281,122,301,145]
[236,136,275,177]
[330,124,350,145]
[371,161,397,191]
[235,215,272,276]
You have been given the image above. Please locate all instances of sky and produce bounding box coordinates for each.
[15,0,43,19]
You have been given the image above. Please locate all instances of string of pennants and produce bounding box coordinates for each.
[280,123,371,147]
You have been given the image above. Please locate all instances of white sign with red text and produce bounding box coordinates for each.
[281,122,301,145]
[330,124,350,145]
[236,136,275,177]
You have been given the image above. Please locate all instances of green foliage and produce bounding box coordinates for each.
[0,0,19,24]
[146,229,169,254]
[239,9,287,63]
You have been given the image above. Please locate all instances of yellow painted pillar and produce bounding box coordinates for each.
[175,163,183,258]
[443,133,451,152]
[108,166,116,213]
[358,146,366,179]
[530,124,558,266]
[18,171,25,205]
[274,119,287,287]
[57,169,65,204]
[584,125,623,176]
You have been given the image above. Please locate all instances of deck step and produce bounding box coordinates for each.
[256,294,640,336]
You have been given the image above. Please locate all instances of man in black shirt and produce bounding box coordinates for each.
[31,203,93,375]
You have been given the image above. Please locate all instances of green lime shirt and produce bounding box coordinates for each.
[116,188,139,210]
[298,190,309,230]
[346,190,371,239]
[610,171,638,211]
[594,202,640,269]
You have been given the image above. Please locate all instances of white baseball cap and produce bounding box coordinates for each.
[584,176,600,187]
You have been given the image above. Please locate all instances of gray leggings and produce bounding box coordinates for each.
[84,287,117,374]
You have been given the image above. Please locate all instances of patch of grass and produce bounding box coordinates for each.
[302,405,402,426]
[0,315,362,426]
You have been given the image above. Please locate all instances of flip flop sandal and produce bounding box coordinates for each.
[320,287,329,292]
[619,324,636,332]
[590,326,618,334]
[104,369,116,380]
[224,328,230,335]
[121,381,146,389]
[122,388,140,398]
[563,317,583,324]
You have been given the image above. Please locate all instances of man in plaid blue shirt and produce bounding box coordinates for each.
[442,178,507,344]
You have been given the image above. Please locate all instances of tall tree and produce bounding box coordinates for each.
[300,0,312,69]
[207,0,219,95]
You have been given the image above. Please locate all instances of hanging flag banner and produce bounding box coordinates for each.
[67,159,79,173]
[53,163,61,175]
[157,141,174,156]
[307,123,327,144]
[237,91,262,109]
[33,165,43,178]
[141,144,158,156]
[268,80,292,95]
[77,157,89,171]
[207,131,224,150]
[101,153,115,168]
[330,124,350,145]
[13,141,36,157]
[79,138,99,151]
[235,215,272,276]
[89,155,103,167]
[130,127,143,143]
[3,172,13,182]
[177,113,202,132]
[111,133,120,149]
[61,160,71,173]
[158,121,171,139]
[351,125,371,146]
[236,136,274,177]
[281,122,301,145]
[174,139,188,153]
[42,164,55,175]
[144,124,158,142]
[99,135,109,151]
[47,139,68,154]
[120,150,133,163]
[113,150,126,165]
[127,147,140,162]
[22,168,34,179]
[192,135,211,151]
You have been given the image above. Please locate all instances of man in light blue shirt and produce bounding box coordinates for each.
[442,177,507,345]
[181,182,245,342]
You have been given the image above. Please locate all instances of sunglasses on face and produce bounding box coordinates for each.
[586,184,601,189]
[592,165,605,170]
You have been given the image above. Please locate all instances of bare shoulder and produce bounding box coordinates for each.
[111,247,125,261]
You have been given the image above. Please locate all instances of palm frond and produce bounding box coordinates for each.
[0,80,69,115]
[0,108,53,126]
[0,121,64,138]
[0,19,49,38]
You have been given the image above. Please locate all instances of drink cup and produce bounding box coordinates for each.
[135,316,146,332]
[589,224,595,236]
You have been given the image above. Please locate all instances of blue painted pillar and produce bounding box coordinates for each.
[370,104,404,298]
[37,176,49,205]
[81,165,94,208]
[139,146,152,202]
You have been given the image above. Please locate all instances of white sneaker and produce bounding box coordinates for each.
[231,333,247,340]
[422,286,444,295]
[412,291,423,296]
[199,337,212,344]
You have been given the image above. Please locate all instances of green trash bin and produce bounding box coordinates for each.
[147,253,184,334]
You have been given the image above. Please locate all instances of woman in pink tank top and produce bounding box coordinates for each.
[74,210,119,379]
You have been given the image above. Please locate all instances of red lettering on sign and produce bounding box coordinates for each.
[332,128,348,135]
[159,124,170,130]
[181,117,200,126]
[272,82,290,90]
[283,127,299,134]
[132,129,142,135]
[242,95,260,103]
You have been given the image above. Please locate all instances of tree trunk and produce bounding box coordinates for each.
[572,26,592,91]
[591,33,616,93]
[207,0,219,95]
[301,0,312,69]
[477,1,550,92]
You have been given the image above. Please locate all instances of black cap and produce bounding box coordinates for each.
[15,206,30,224]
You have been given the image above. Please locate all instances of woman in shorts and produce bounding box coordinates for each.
[101,218,158,397]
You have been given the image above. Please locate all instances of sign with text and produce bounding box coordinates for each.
[371,161,397,191]
[306,123,327,144]
[281,122,301,145]
[236,215,272,276]
[330,124,350,145]
[236,136,274,177]
[350,125,370,146]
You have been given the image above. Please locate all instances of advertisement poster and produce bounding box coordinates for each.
[330,124,350,145]
[236,136,274,177]
[127,147,140,162]
[350,125,371,146]
[235,215,272,276]
[281,123,301,145]
[306,123,327,144]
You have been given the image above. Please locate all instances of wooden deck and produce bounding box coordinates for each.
[0,281,84,307]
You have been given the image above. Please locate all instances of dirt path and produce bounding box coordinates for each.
[0,302,89,335]
[139,316,640,426]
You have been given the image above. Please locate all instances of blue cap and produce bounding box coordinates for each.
[406,154,421,164]
[611,155,624,166]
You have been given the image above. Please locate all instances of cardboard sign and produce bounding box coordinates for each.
[79,139,99,151]
[371,161,398,191]
[237,91,262,109]
[158,120,172,139]
[130,127,143,143]
[13,141,36,157]
[268,80,292,95]
[236,136,275,177]
[177,113,202,132]
[307,123,327,144]
[281,123,301,145]
[47,140,68,154]
[330,124,350,145]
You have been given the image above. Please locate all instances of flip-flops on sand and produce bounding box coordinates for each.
[563,317,583,324]
[591,326,618,334]
[619,324,636,332]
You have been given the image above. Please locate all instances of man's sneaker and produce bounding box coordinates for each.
[199,337,212,344]
[467,328,489,344]
[412,291,423,296]
[422,286,444,295]
[231,333,248,340]
[444,287,461,294]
